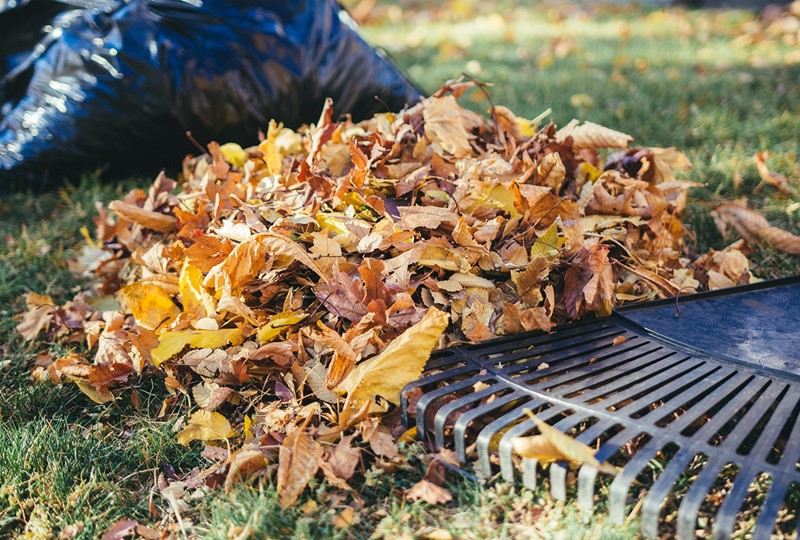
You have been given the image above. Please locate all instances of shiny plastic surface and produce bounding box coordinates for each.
[618,276,800,377]
[0,0,421,185]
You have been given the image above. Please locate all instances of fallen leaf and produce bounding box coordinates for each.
[338,307,449,412]
[257,311,306,343]
[423,96,472,157]
[224,448,267,491]
[713,200,800,255]
[511,409,616,474]
[754,150,791,194]
[177,410,236,445]
[99,519,138,540]
[16,292,55,340]
[108,201,176,232]
[277,428,324,508]
[118,282,180,331]
[332,507,356,529]
[405,479,453,505]
[151,328,244,367]
[327,435,360,480]
[556,120,633,149]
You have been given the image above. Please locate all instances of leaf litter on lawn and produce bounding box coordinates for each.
[14,79,799,527]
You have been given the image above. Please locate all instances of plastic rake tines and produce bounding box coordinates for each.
[401,277,800,540]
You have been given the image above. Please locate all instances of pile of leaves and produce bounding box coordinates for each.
[16,80,797,511]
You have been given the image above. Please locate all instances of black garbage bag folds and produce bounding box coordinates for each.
[0,0,421,186]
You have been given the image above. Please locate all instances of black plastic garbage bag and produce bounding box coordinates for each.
[0,0,421,186]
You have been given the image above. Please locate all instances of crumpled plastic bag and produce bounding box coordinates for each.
[0,0,421,186]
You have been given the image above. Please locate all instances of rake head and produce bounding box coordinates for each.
[403,277,800,539]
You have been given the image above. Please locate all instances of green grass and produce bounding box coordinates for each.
[1,2,799,538]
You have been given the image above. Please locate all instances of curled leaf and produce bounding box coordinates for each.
[108,200,176,232]
[511,408,616,474]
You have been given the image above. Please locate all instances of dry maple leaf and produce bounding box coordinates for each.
[405,479,453,505]
[511,409,616,474]
[118,282,180,331]
[423,95,473,157]
[16,292,56,340]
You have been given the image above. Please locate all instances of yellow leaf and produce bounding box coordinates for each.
[75,380,114,404]
[530,223,561,259]
[118,282,180,331]
[516,116,535,137]
[258,120,283,175]
[244,415,253,442]
[179,260,216,317]
[338,307,449,412]
[177,410,236,445]
[475,184,521,218]
[219,142,247,167]
[151,328,244,366]
[316,213,350,236]
[257,311,306,343]
[511,409,616,474]
[418,246,470,272]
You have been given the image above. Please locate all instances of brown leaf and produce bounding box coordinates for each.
[511,258,550,307]
[754,150,791,194]
[277,428,324,508]
[556,120,633,149]
[327,435,360,481]
[100,519,138,540]
[16,304,55,341]
[713,200,800,255]
[108,201,176,233]
[224,448,267,491]
[533,152,567,190]
[185,234,233,272]
[405,479,453,505]
[423,96,472,158]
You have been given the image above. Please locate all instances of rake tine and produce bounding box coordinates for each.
[608,437,666,524]
[576,425,639,511]
[454,391,523,462]
[497,404,567,482]
[675,457,726,540]
[751,479,790,540]
[641,448,695,539]
[712,467,758,540]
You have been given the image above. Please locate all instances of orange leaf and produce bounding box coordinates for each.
[108,200,176,232]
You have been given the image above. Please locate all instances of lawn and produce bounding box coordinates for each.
[1,2,798,539]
